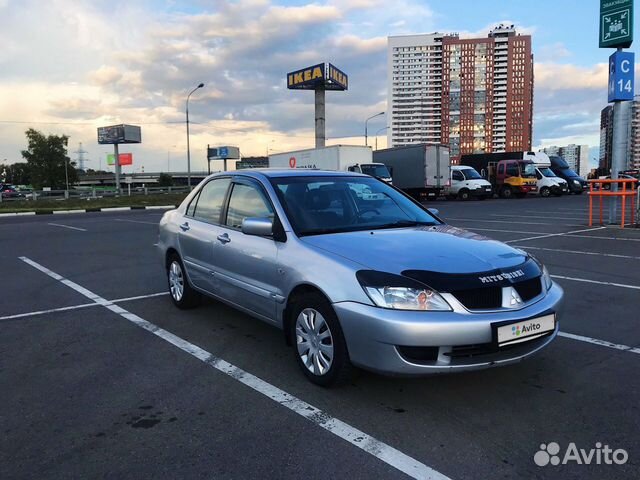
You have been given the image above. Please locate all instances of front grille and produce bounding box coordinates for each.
[514,277,542,302]
[397,346,439,364]
[451,286,502,310]
[445,331,553,359]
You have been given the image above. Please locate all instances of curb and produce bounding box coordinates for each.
[0,205,177,217]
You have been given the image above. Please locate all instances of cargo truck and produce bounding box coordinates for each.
[373,144,450,199]
[268,145,392,182]
[460,152,538,198]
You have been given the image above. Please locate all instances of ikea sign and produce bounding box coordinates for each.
[287,63,348,91]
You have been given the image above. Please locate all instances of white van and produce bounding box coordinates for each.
[523,152,569,197]
[448,165,493,200]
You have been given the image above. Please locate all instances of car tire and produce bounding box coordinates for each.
[540,187,551,198]
[167,254,200,309]
[458,189,471,201]
[500,186,513,198]
[290,293,354,387]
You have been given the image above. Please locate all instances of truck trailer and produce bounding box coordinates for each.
[268,145,392,182]
[373,144,450,199]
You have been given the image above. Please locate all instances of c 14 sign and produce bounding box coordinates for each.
[608,50,635,102]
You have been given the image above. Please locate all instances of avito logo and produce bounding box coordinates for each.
[512,322,541,337]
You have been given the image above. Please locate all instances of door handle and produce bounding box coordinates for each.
[180,222,190,232]
[217,233,231,244]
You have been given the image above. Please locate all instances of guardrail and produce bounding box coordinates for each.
[0,186,191,203]
[587,179,638,228]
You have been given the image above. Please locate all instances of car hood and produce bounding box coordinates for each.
[300,224,527,275]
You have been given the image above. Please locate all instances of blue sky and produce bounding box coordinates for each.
[0,0,635,171]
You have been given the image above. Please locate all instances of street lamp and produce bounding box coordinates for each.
[375,126,389,151]
[186,82,205,188]
[364,111,385,147]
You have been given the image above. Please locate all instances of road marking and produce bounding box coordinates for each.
[48,223,87,232]
[491,213,588,221]
[448,218,583,226]
[551,274,640,291]
[515,245,640,260]
[0,291,168,321]
[114,218,159,225]
[52,210,86,215]
[18,256,449,480]
[0,211,37,217]
[558,332,640,355]
[145,205,175,210]
[564,234,640,242]
[463,227,640,242]
[504,227,606,244]
[468,227,561,235]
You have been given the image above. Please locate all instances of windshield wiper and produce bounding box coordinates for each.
[373,220,435,230]
[298,227,347,237]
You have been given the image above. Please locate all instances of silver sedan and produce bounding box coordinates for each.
[158,170,563,386]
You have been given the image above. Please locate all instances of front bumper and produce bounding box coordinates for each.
[471,186,493,197]
[517,184,538,193]
[334,283,563,376]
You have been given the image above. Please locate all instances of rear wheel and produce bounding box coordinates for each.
[500,186,513,198]
[290,293,353,387]
[167,254,200,309]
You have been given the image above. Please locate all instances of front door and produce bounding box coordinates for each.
[211,179,281,322]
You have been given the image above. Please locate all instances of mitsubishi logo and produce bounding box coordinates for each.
[509,288,523,306]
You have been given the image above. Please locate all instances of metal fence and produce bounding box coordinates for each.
[0,186,191,203]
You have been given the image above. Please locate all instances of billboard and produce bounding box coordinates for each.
[287,63,348,91]
[98,124,142,144]
[106,153,133,166]
[208,146,240,159]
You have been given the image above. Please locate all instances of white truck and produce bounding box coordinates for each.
[268,145,392,182]
[523,152,569,197]
[373,144,450,199]
[448,165,493,200]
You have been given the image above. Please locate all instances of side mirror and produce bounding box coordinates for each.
[428,208,440,217]
[241,217,273,237]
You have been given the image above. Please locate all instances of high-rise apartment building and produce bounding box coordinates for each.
[387,25,533,163]
[542,144,590,175]
[599,96,640,173]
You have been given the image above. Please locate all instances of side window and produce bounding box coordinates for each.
[506,163,519,177]
[536,171,542,180]
[452,171,464,181]
[192,178,231,223]
[225,183,274,229]
[185,191,201,216]
[498,164,505,175]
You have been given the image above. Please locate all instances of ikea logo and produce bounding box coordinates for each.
[327,64,348,90]
[288,64,325,89]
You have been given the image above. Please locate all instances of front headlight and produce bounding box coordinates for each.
[357,271,452,311]
[542,265,552,291]
[573,179,580,185]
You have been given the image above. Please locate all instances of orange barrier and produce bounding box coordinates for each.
[587,179,638,228]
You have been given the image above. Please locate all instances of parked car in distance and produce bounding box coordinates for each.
[158,170,563,386]
[596,174,638,190]
[447,165,493,200]
[0,184,24,199]
[548,156,588,194]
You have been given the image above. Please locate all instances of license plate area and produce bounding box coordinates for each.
[493,313,556,348]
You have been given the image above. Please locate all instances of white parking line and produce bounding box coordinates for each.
[48,223,87,232]
[18,256,449,480]
[114,218,160,225]
[551,274,640,291]
[0,292,168,321]
[558,332,640,355]
[504,227,606,244]
[515,245,640,261]
[467,227,640,242]
[490,213,587,221]
[448,218,583,226]
[467,227,558,235]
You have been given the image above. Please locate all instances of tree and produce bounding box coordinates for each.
[5,162,32,185]
[21,128,78,190]
[158,173,174,187]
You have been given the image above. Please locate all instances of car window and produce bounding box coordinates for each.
[452,171,464,181]
[192,177,231,223]
[225,183,274,229]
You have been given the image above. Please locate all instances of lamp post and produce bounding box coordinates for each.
[364,111,385,147]
[374,126,389,151]
[186,83,204,188]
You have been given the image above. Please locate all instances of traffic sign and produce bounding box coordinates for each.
[608,51,635,101]
[600,0,633,48]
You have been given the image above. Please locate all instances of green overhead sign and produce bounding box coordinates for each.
[600,0,633,48]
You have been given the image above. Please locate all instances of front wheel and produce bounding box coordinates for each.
[458,189,471,201]
[540,187,551,198]
[290,293,354,387]
[167,254,201,309]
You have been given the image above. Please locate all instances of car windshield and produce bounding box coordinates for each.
[564,169,580,178]
[360,164,391,178]
[461,168,482,180]
[521,163,537,178]
[271,175,441,236]
[539,167,557,178]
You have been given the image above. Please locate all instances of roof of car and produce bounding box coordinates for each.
[215,169,368,179]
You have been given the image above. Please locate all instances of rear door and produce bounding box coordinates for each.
[177,177,231,294]
[211,178,281,322]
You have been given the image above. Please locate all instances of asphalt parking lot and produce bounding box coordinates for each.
[1,194,639,480]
